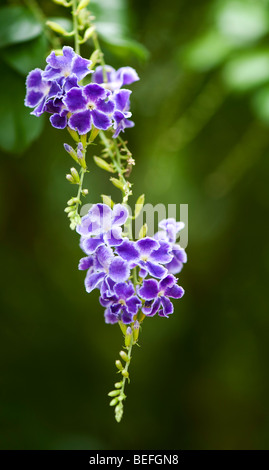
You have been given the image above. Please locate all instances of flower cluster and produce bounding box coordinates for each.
[25,46,139,137]
[77,204,185,324]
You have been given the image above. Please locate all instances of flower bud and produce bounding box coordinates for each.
[46,21,70,35]
[139,223,148,239]
[119,351,130,362]
[121,370,129,378]
[94,156,115,173]
[64,143,78,162]
[66,174,75,183]
[108,390,120,397]
[125,327,132,348]
[114,382,123,389]
[101,195,113,208]
[89,50,100,68]
[109,398,119,407]
[134,194,145,218]
[67,127,80,142]
[133,320,140,343]
[70,167,80,184]
[110,177,125,191]
[115,360,123,371]
[82,189,88,196]
[77,0,90,12]
[82,26,96,43]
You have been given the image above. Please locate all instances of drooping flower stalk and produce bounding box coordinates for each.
[24,0,187,423]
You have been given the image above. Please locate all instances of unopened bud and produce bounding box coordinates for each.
[64,143,78,162]
[135,194,145,218]
[101,195,113,208]
[46,21,69,35]
[133,320,140,343]
[108,390,120,397]
[119,350,130,362]
[139,223,148,239]
[82,189,88,196]
[115,360,123,371]
[110,177,125,191]
[89,50,100,68]
[114,382,123,389]
[121,370,129,378]
[82,26,96,42]
[66,174,75,183]
[125,327,132,348]
[70,167,80,183]
[77,0,90,12]
[94,156,115,173]
[67,126,79,142]
[109,397,119,407]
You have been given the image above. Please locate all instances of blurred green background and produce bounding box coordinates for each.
[1,0,269,450]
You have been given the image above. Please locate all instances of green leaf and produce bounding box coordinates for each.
[0,62,44,154]
[47,16,73,34]
[0,35,48,76]
[251,85,269,124]
[222,50,269,92]
[89,0,148,59]
[0,6,42,48]
[182,30,233,72]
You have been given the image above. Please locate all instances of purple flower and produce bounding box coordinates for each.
[155,218,187,274]
[112,89,134,138]
[79,245,130,293]
[77,203,129,254]
[138,275,184,317]
[116,237,172,278]
[43,46,92,83]
[92,65,139,91]
[101,282,141,324]
[25,68,61,116]
[63,83,114,134]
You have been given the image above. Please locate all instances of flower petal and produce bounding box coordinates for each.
[149,241,172,264]
[104,307,119,324]
[68,110,92,134]
[63,87,87,112]
[83,83,106,102]
[109,257,130,283]
[138,279,159,300]
[112,204,129,226]
[126,296,141,314]
[159,274,176,291]
[165,285,185,299]
[50,113,67,129]
[159,296,173,316]
[116,239,139,262]
[72,55,92,80]
[82,236,104,255]
[114,282,134,300]
[146,261,167,278]
[85,271,105,293]
[91,109,111,130]
[78,256,93,270]
[136,237,159,256]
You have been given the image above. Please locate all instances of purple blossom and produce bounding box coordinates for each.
[112,89,134,138]
[138,275,184,317]
[92,65,139,91]
[116,237,172,278]
[77,203,129,254]
[25,68,61,116]
[155,218,187,274]
[79,245,130,293]
[101,281,141,324]
[63,83,114,134]
[43,46,92,83]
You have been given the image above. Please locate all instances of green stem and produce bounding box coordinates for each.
[92,33,108,82]
[72,0,80,54]
[115,334,134,423]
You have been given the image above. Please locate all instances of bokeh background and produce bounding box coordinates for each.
[1,0,269,450]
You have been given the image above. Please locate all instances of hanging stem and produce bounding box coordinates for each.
[72,0,80,54]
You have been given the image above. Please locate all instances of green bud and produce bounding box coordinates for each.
[82,189,88,196]
[115,360,123,371]
[70,167,80,184]
[110,177,125,191]
[139,223,148,239]
[70,221,76,230]
[89,127,99,142]
[134,194,145,218]
[119,351,130,362]
[66,174,75,183]
[67,197,81,205]
[64,206,75,213]
[89,50,100,68]
[67,127,80,142]
[52,0,70,5]
[94,156,115,173]
[101,195,113,208]
[119,321,127,335]
[108,390,121,397]
[121,370,129,379]
[125,327,132,348]
[81,26,95,43]
[46,21,70,35]
[77,0,90,12]
[114,382,123,389]
[67,210,76,218]
[109,397,119,407]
